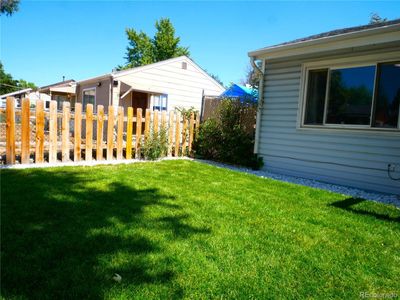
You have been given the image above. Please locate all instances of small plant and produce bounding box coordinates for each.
[175,106,197,119]
[143,127,168,160]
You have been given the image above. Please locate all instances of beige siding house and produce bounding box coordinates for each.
[75,56,224,114]
[249,20,400,194]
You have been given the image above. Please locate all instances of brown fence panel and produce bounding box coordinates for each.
[126,107,133,159]
[49,100,57,163]
[6,97,15,164]
[96,105,104,161]
[74,103,82,162]
[62,102,70,162]
[35,100,45,163]
[1,98,198,166]
[21,98,30,164]
[85,104,93,161]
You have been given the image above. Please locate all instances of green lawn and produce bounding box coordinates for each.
[1,160,399,299]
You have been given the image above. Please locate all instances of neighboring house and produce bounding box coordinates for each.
[248,19,400,194]
[220,83,258,102]
[75,56,225,114]
[0,88,50,108]
[39,79,77,110]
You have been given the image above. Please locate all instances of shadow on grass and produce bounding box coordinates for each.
[330,197,400,223]
[1,168,210,299]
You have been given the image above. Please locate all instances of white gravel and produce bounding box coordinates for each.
[195,159,400,208]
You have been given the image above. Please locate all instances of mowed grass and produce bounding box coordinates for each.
[1,160,399,299]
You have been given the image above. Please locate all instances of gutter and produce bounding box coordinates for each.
[250,57,265,155]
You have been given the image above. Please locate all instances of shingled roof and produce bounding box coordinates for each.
[277,19,400,47]
[249,19,400,58]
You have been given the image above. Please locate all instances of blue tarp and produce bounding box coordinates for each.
[220,84,258,102]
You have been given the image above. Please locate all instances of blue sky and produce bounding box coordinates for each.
[1,1,399,87]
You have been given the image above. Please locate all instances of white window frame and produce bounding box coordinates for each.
[152,94,168,111]
[298,51,400,133]
[82,87,96,112]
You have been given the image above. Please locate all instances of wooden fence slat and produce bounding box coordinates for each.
[116,106,124,160]
[49,100,57,163]
[182,117,188,156]
[96,105,104,161]
[144,109,150,142]
[161,111,166,131]
[35,99,45,163]
[62,102,70,162]
[195,113,200,140]
[85,104,93,161]
[154,110,159,134]
[107,106,114,160]
[188,112,195,152]
[168,111,174,156]
[135,108,142,159]
[6,97,15,165]
[174,112,180,157]
[21,98,30,164]
[74,103,82,161]
[126,107,133,159]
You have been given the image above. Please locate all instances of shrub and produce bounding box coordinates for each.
[143,127,168,160]
[194,98,263,170]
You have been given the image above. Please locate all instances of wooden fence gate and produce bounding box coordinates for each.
[1,97,199,166]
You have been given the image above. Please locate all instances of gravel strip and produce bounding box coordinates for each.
[195,159,400,208]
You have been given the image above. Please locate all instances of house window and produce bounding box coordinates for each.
[152,94,168,111]
[302,61,400,130]
[82,88,96,111]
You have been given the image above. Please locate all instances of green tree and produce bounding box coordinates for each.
[0,62,37,94]
[369,13,388,24]
[119,18,189,70]
[0,0,19,16]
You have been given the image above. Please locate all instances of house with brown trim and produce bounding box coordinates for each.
[55,56,224,115]
[249,19,400,194]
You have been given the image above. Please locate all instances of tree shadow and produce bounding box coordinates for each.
[329,197,400,223]
[1,168,210,299]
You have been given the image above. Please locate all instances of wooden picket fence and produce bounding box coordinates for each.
[1,97,199,165]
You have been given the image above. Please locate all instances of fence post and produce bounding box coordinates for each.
[62,102,70,162]
[96,105,104,161]
[35,99,45,163]
[135,108,142,159]
[174,112,180,157]
[74,103,82,161]
[161,111,166,131]
[49,100,57,163]
[85,103,93,161]
[116,106,124,160]
[107,106,114,160]
[168,111,174,156]
[21,98,30,164]
[6,97,15,165]
[195,112,200,140]
[189,112,194,153]
[182,116,188,156]
[126,107,133,159]
[144,109,150,142]
[153,110,159,134]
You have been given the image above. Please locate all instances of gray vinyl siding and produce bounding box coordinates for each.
[258,46,400,195]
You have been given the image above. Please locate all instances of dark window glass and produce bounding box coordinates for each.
[304,69,328,125]
[373,62,400,128]
[326,66,375,125]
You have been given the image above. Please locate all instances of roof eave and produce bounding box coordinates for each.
[248,23,400,59]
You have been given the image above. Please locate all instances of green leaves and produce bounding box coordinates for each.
[119,18,190,70]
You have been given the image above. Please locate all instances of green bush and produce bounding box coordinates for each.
[143,127,168,160]
[194,98,263,170]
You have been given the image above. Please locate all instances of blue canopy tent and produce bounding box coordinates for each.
[219,84,258,102]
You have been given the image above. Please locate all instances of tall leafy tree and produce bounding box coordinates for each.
[119,18,189,70]
[0,0,19,16]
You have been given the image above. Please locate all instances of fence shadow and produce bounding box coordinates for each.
[1,168,210,299]
[329,197,400,223]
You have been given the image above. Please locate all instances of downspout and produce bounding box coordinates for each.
[251,56,265,154]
